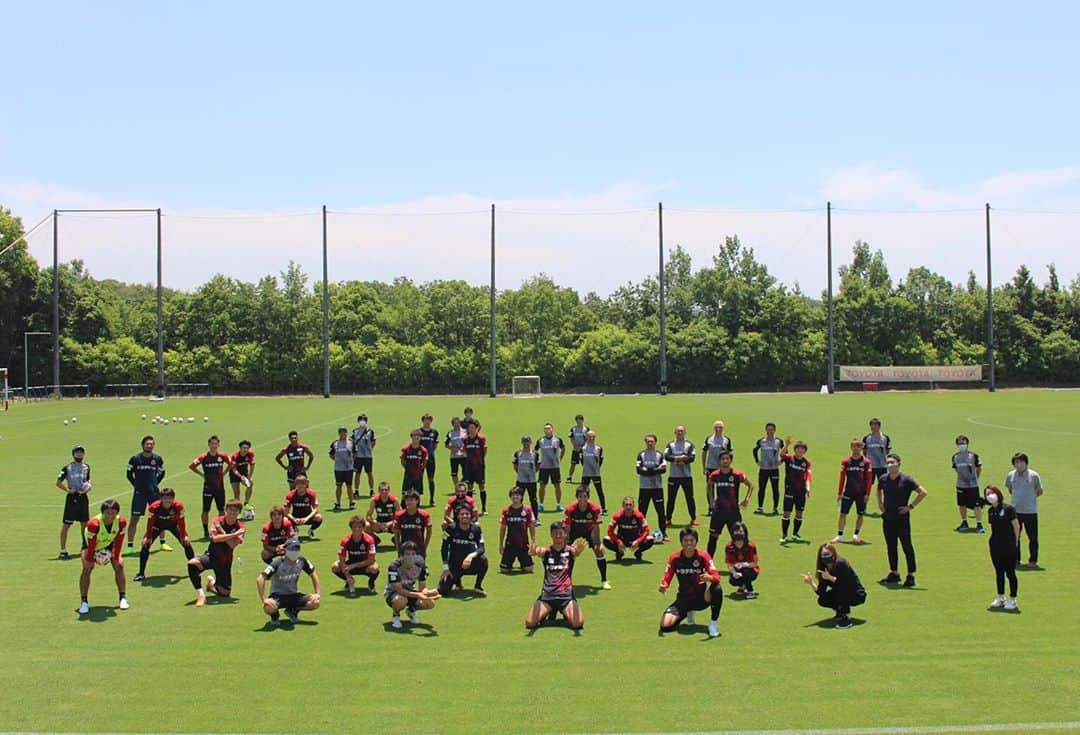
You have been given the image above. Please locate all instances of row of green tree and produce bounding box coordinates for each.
[2,205,1078,392]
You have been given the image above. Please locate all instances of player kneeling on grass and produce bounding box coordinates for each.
[499,487,536,573]
[189,499,245,607]
[725,522,760,599]
[658,527,721,637]
[79,498,129,615]
[604,496,654,561]
[802,543,866,629]
[526,523,586,631]
[257,537,321,627]
[135,488,196,582]
[332,515,380,595]
[385,541,440,629]
[284,474,323,539]
[565,486,610,589]
[439,505,489,595]
[261,505,296,563]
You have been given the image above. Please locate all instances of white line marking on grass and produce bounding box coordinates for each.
[581,724,1080,735]
[964,415,1080,436]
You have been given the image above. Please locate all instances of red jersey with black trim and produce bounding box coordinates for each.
[85,516,127,560]
[709,468,748,513]
[400,444,429,481]
[838,455,873,499]
[392,508,432,548]
[207,516,244,564]
[724,541,760,574]
[193,451,230,490]
[372,494,399,523]
[261,519,295,550]
[500,504,535,548]
[230,450,255,479]
[338,532,377,564]
[661,549,721,595]
[607,508,650,545]
[540,545,575,600]
[565,501,602,539]
[284,489,318,517]
[463,433,487,469]
[781,453,812,493]
[445,494,477,522]
[145,499,188,539]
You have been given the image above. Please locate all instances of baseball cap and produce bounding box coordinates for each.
[72,445,85,454]
[284,537,302,550]
[521,434,532,442]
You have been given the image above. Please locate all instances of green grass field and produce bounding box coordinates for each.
[2,390,1078,735]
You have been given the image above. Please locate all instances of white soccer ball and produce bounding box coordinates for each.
[652,530,664,542]
[141,414,147,420]
[163,419,170,425]
[203,416,209,422]
[71,417,77,423]
[94,551,111,566]
[188,417,195,423]
[63,420,68,426]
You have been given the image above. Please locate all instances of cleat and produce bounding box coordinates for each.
[391,615,402,629]
[745,591,758,599]
[118,597,129,610]
[537,504,545,513]
[59,551,71,560]
[348,503,356,510]
[333,503,341,511]
[686,611,696,625]
[345,578,356,596]
[133,573,146,582]
[835,616,854,629]
[903,575,916,588]
[285,609,299,623]
[473,584,485,595]
[754,507,764,515]
[792,533,804,542]
[690,519,701,526]
[555,504,564,512]
[78,601,90,615]
[989,596,1005,609]
[368,575,377,590]
[851,534,862,544]
[975,525,986,534]
[159,542,173,552]
[309,528,317,540]
[615,548,624,561]
[601,580,612,590]
[1004,598,1018,611]
[830,535,843,544]
[662,536,671,543]
[879,573,901,585]
[408,610,419,625]
[955,522,969,532]
[633,550,643,561]
[206,576,216,593]
[665,517,673,526]
[779,535,788,544]
[268,619,280,629]
[708,621,719,638]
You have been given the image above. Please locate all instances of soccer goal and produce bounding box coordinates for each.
[511,375,542,398]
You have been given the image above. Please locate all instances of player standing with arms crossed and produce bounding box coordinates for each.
[351,414,377,498]
[702,421,732,516]
[753,423,785,516]
[126,435,165,553]
[513,435,540,518]
[664,426,697,527]
[579,430,607,514]
[863,418,891,482]
[329,427,355,511]
[445,416,468,488]
[418,413,440,507]
[566,414,589,484]
[536,423,565,512]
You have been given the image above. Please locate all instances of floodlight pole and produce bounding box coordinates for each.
[24,331,51,400]
[985,203,996,392]
[826,202,835,394]
[489,203,497,398]
[658,202,668,395]
[156,208,164,397]
[52,210,60,395]
[322,205,330,398]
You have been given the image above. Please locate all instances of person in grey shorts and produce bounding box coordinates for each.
[257,537,322,627]
[664,426,697,526]
[862,418,891,481]
[951,434,983,533]
[1005,452,1043,569]
[753,422,785,516]
[329,427,355,511]
[579,430,606,514]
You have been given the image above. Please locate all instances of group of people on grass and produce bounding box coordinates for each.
[59,411,1045,630]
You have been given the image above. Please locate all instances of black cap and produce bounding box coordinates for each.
[521,434,531,442]
[72,445,85,455]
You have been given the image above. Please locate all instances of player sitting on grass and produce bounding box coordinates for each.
[526,522,587,631]
[659,527,721,637]
[260,505,296,563]
[439,505,488,595]
[332,515,380,595]
[257,537,321,627]
[385,541,440,629]
[79,498,129,615]
[189,499,245,608]
[135,488,195,582]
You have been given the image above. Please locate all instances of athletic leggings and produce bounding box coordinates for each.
[1016,513,1039,564]
[757,469,779,510]
[991,546,1019,597]
[882,514,916,575]
[638,488,666,535]
[666,477,696,521]
[580,476,606,511]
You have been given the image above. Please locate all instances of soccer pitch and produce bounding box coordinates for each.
[2,390,1078,735]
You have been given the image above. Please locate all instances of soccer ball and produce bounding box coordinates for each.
[163,419,170,426]
[93,551,111,566]
[63,420,68,426]
[71,417,77,423]
[203,416,209,422]
[188,417,195,423]
[652,530,664,542]
[141,414,147,420]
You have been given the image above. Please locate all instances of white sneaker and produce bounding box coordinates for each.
[118,597,129,610]
[1004,598,1018,611]
[708,621,719,638]
[78,601,90,615]
[851,534,861,544]
[408,610,419,625]
[779,535,788,544]
[831,535,843,544]
[686,611,696,626]
[391,615,402,629]
[989,596,1005,609]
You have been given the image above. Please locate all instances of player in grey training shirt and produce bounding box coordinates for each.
[445,416,468,486]
[513,435,540,516]
[753,423,785,516]
[1005,452,1044,569]
[951,434,983,533]
[352,414,377,498]
[579,430,606,513]
[56,444,92,559]
[636,434,668,540]
[664,426,697,525]
[702,420,733,513]
[536,423,565,512]
[567,414,589,483]
[330,427,355,511]
[862,418,891,478]
[257,537,322,626]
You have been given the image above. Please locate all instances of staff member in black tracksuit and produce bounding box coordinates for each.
[803,542,866,629]
[984,485,1021,611]
[876,453,927,588]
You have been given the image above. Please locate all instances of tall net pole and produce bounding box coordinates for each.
[658,202,667,395]
[156,208,165,397]
[826,202,835,394]
[52,209,60,393]
[489,203,496,398]
[985,203,996,392]
[322,205,330,398]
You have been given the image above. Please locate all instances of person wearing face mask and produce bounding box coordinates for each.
[984,485,1020,610]
[876,453,927,588]
[803,543,866,629]
[724,522,760,599]
[351,415,377,499]
[1005,452,1043,569]
[951,435,983,533]
[385,541,440,629]
[257,537,321,627]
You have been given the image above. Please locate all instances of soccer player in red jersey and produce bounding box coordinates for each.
[443,481,477,528]
[331,515,380,595]
[833,439,874,544]
[190,435,233,539]
[284,474,323,539]
[400,430,429,497]
[526,522,587,631]
[365,481,399,543]
[275,430,314,490]
[725,521,761,598]
[659,527,722,637]
[462,420,489,514]
[78,498,129,615]
[604,495,655,561]
[779,436,813,543]
[260,504,296,563]
[499,487,536,573]
[707,449,754,557]
[134,488,195,582]
[189,499,245,607]
[229,440,256,517]
[392,490,433,555]
[564,486,610,589]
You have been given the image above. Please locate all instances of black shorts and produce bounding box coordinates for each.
[783,490,807,513]
[665,586,718,619]
[202,485,226,514]
[425,458,436,479]
[269,592,310,610]
[956,487,980,509]
[63,493,90,524]
[195,553,233,590]
[353,457,373,473]
[402,475,424,494]
[568,529,600,548]
[450,457,466,475]
[840,494,867,516]
[570,449,583,466]
[709,510,742,535]
[335,469,355,485]
[148,525,186,545]
[538,468,561,484]
[500,545,532,570]
[130,487,159,516]
[463,464,486,485]
[516,481,538,496]
[538,595,575,614]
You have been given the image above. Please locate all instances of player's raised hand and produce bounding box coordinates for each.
[572,537,588,554]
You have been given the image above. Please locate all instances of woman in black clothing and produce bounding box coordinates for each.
[803,542,866,629]
[985,485,1021,611]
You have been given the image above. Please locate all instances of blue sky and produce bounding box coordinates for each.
[3,2,1079,292]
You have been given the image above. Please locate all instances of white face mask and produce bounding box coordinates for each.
[887,463,900,475]
[285,549,300,561]
[1014,461,1027,472]
[957,444,968,452]
[986,493,1000,505]
[358,421,367,429]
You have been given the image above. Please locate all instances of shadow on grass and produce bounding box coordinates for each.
[140,574,184,588]
[987,606,1023,614]
[254,618,321,632]
[804,616,867,629]
[525,619,584,637]
[1017,565,1046,572]
[183,595,240,606]
[657,624,721,640]
[381,621,438,637]
[77,606,119,622]
[877,581,927,592]
[573,583,605,598]
[440,588,487,602]
[329,588,378,598]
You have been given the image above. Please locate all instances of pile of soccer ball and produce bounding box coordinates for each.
[145,415,209,425]
[63,416,78,426]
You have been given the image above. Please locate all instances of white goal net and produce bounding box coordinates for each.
[511,375,542,398]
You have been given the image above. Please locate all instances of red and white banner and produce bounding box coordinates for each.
[838,365,983,382]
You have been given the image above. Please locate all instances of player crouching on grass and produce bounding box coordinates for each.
[135,488,195,582]
[365,481,399,545]
[284,474,323,539]
[439,505,489,595]
[332,515,380,595]
[385,540,440,629]
[659,527,722,637]
[724,521,760,599]
[257,537,321,627]
[260,505,296,563]
[499,487,536,573]
[526,522,587,631]
[79,498,129,615]
[604,496,655,561]
[189,498,245,608]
